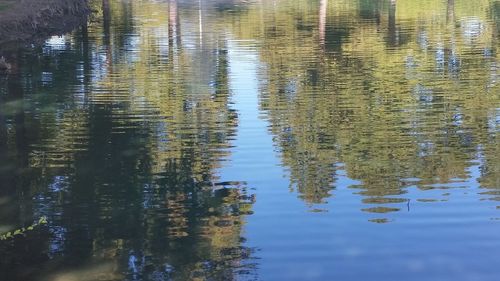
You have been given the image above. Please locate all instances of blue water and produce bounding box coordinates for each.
[0,0,499,280]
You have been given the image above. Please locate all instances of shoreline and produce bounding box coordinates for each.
[0,0,90,49]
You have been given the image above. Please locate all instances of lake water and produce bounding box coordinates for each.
[0,0,499,280]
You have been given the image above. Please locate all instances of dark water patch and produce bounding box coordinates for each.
[417,198,440,203]
[368,218,393,224]
[361,206,401,213]
[362,197,408,204]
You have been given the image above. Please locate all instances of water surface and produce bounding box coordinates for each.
[0,0,499,280]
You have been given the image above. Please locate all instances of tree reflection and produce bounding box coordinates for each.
[0,2,498,280]
[235,0,499,217]
[0,0,255,280]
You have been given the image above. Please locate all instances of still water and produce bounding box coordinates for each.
[0,0,499,280]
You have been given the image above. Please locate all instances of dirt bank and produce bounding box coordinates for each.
[0,0,90,47]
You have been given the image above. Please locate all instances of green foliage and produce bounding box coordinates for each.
[0,217,48,241]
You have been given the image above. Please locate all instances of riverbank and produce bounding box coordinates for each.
[0,0,89,47]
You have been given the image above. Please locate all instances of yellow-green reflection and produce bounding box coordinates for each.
[0,0,499,280]
[232,0,499,213]
[0,0,255,280]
